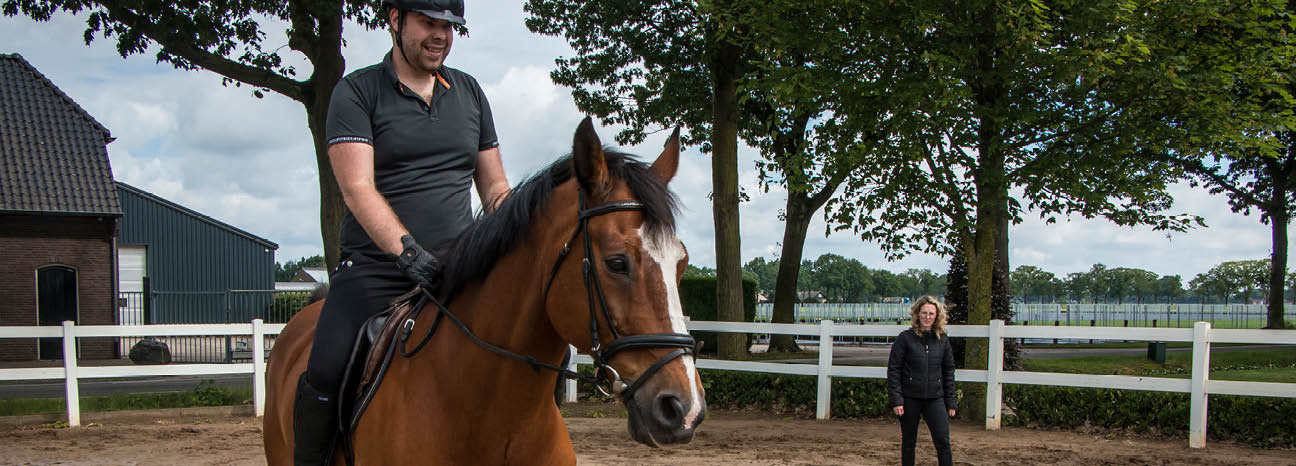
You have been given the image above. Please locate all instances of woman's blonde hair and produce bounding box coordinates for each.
[909,295,949,338]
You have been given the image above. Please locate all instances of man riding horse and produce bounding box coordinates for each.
[293,0,509,464]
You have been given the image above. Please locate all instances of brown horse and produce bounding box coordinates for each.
[264,118,706,465]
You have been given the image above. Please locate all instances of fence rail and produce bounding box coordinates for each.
[3,319,1293,450]
[115,290,310,363]
[565,319,1296,449]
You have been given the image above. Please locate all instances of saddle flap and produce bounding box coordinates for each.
[358,288,423,392]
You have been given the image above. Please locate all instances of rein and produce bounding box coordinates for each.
[398,190,695,403]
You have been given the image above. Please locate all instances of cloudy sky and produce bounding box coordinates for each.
[1,4,1284,282]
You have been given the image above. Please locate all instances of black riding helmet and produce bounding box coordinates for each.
[383,0,466,25]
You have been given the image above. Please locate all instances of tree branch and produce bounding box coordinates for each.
[285,0,319,61]
[1173,154,1267,208]
[97,2,307,102]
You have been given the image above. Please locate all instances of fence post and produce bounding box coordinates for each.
[816,319,834,420]
[253,319,266,417]
[985,320,1004,430]
[565,345,578,403]
[1189,321,1211,448]
[62,320,80,427]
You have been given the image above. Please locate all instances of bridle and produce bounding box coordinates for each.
[406,189,695,403]
[540,189,696,400]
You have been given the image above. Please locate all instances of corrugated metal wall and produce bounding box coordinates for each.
[116,183,278,323]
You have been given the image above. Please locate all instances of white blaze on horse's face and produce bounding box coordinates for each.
[638,227,704,430]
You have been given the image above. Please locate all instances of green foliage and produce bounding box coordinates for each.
[265,291,313,323]
[684,264,716,279]
[745,254,946,302]
[1190,259,1271,303]
[679,276,757,354]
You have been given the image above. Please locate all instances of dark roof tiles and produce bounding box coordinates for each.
[0,53,121,215]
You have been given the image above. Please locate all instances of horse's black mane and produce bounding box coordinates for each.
[441,150,678,297]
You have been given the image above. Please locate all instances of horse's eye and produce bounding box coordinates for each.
[604,256,630,275]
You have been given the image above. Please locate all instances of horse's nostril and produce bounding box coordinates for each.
[654,395,685,429]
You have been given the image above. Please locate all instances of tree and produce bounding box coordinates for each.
[1011,265,1059,303]
[5,0,395,273]
[807,254,868,303]
[798,4,1271,421]
[525,0,752,358]
[274,255,326,282]
[1190,260,1268,304]
[1161,2,1296,327]
[742,257,779,300]
[901,268,944,299]
[1157,275,1184,303]
[1180,144,1296,325]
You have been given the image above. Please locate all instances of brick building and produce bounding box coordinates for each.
[0,54,120,361]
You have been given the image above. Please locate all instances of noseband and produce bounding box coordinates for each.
[410,190,695,403]
[540,190,696,401]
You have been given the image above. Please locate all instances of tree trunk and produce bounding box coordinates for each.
[709,29,746,359]
[305,90,344,275]
[963,3,1007,421]
[1266,156,1289,329]
[313,13,346,274]
[769,191,816,352]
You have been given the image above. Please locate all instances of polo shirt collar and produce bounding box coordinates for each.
[382,51,452,91]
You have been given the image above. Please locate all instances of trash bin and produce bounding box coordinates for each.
[1147,341,1166,364]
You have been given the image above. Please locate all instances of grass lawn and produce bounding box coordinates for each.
[1019,346,1296,383]
[0,381,251,417]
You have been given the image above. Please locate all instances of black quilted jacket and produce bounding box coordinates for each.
[886,328,957,409]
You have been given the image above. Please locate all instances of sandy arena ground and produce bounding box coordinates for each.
[1,408,1292,465]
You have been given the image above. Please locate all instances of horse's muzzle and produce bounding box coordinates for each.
[626,390,706,446]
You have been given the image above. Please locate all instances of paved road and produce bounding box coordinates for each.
[0,374,251,400]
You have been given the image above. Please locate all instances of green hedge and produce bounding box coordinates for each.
[697,369,1296,448]
[679,276,757,354]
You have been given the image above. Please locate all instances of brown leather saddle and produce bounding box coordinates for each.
[335,287,440,433]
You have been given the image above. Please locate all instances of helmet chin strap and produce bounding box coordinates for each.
[394,9,416,70]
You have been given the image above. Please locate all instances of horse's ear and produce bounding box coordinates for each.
[572,116,610,197]
[651,127,681,183]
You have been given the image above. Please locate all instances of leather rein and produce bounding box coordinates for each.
[399,189,695,402]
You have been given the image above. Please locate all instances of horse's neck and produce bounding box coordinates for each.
[402,236,566,416]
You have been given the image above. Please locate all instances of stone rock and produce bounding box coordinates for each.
[129,338,172,365]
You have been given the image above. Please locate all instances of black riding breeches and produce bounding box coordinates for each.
[899,397,952,466]
[305,255,416,395]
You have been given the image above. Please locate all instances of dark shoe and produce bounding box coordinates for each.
[293,372,339,466]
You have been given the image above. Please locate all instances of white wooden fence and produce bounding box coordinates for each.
[3,319,1294,449]
[566,319,1296,449]
[0,320,286,426]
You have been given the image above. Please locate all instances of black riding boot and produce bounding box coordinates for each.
[293,372,339,466]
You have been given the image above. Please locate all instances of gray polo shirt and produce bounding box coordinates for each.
[326,52,499,259]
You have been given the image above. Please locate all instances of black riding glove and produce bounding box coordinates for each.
[396,234,442,291]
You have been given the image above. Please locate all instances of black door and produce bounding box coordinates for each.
[37,266,78,360]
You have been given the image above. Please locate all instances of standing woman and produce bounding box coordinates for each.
[887,295,957,466]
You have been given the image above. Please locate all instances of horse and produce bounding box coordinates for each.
[264,117,706,465]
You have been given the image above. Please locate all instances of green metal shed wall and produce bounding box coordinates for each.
[116,183,278,323]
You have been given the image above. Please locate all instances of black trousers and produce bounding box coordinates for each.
[899,397,952,466]
[305,255,415,395]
